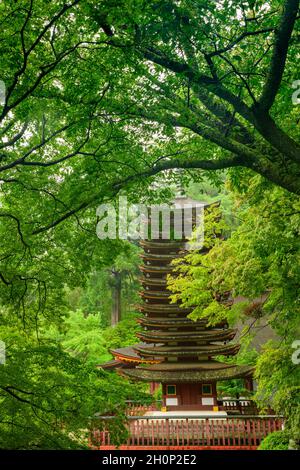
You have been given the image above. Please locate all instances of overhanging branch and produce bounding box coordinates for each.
[31,154,246,235]
[258,0,299,111]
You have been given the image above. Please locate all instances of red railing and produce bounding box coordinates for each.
[125,401,160,416]
[90,415,284,450]
[125,399,261,416]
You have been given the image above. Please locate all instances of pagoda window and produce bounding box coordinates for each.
[202,384,212,395]
[166,385,176,396]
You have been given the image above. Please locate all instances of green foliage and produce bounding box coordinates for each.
[47,310,109,365]
[168,204,230,326]
[217,348,259,397]
[47,310,141,366]
[168,184,300,334]
[65,242,141,327]
[254,342,300,441]
[168,182,300,438]
[0,0,299,328]
[0,319,143,449]
[187,178,237,232]
[76,271,112,324]
[153,385,162,402]
[258,431,290,451]
[217,380,248,399]
[0,0,299,450]
[101,316,141,353]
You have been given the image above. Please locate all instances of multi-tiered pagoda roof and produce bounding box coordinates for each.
[100,198,253,410]
[118,238,252,384]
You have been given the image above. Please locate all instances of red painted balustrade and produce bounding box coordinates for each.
[90,415,284,450]
[125,402,160,416]
[125,399,261,416]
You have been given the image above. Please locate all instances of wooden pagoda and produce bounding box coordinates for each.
[101,199,254,411]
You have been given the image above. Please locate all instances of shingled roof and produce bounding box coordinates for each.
[121,365,254,383]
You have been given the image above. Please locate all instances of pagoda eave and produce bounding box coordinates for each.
[139,305,192,314]
[133,343,241,358]
[136,329,237,343]
[140,253,182,262]
[140,278,168,287]
[98,200,256,412]
[120,365,254,383]
[139,240,183,251]
[141,360,236,372]
[137,317,228,329]
[109,345,162,365]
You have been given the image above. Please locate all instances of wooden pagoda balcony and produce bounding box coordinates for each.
[125,401,161,416]
[218,398,259,415]
[124,399,261,416]
[90,414,284,450]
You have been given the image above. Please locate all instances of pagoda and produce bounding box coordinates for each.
[101,198,254,411]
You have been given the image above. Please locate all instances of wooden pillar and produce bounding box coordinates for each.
[244,377,254,392]
[162,383,167,408]
[149,382,160,394]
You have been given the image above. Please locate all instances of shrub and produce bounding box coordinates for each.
[258,431,290,450]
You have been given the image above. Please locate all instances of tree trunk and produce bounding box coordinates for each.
[111,270,122,326]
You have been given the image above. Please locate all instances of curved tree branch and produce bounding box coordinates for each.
[258,0,299,111]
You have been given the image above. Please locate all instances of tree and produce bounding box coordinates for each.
[0,0,299,449]
[71,242,140,326]
[91,0,300,194]
[47,309,142,366]
[255,342,300,445]
[0,314,148,449]
[48,309,110,365]
[1,0,299,246]
[1,0,299,320]
[168,184,300,330]
[108,246,140,326]
[167,180,300,440]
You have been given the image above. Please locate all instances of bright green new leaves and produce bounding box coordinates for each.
[168,204,230,325]
[167,181,300,441]
[255,342,300,441]
[0,319,145,449]
[48,310,141,366]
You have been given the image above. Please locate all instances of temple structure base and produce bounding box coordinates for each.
[144,410,228,417]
